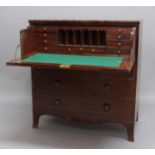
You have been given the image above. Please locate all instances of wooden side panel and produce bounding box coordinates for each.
[20,29,35,58]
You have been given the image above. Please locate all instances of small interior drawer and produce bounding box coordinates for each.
[107,33,133,41]
[106,40,133,48]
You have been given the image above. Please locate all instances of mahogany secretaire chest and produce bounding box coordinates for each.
[7,20,140,141]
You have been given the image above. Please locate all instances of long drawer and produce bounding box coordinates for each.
[33,92,134,120]
[32,69,134,101]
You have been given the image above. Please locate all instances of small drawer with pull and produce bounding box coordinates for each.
[107,33,133,41]
[106,40,133,48]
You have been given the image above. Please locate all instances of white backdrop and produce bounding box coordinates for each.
[0,6,155,148]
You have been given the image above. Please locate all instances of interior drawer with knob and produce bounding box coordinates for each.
[107,27,135,34]
[106,40,133,49]
[33,33,57,46]
[33,92,134,120]
[31,32,56,39]
[107,33,133,41]
[28,26,57,32]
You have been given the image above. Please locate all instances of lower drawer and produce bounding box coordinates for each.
[33,92,134,120]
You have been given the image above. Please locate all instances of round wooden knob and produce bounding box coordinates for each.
[118,50,121,54]
[43,27,47,31]
[118,35,122,39]
[103,103,111,112]
[102,84,111,92]
[118,28,122,32]
[53,80,61,87]
[44,47,48,50]
[91,49,96,52]
[118,42,122,46]
[55,99,61,106]
[80,48,83,51]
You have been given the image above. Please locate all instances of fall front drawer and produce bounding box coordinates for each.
[33,92,134,120]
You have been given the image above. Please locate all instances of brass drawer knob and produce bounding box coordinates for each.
[91,49,96,52]
[80,48,83,51]
[102,84,111,92]
[118,28,122,32]
[43,27,47,31]
[118,50,121,54]
[44,33,47,37]
[118,42,122,46]
[44,47,48,50]
[118,35,122,39]
[102,103,111,112]
[55,99,61,106]
[53,80,61,87]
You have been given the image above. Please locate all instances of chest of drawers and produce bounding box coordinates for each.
[7,20,140,141]
[31,68,137,141]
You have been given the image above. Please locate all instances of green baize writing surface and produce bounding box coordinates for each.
[22,53,123,67]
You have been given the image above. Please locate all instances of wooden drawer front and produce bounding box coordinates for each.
[32,72,83,94]
[33,46,131,55]
[107,27,135,34]
[32,70,134,101]
[32,32,57,39]
[33,92,134,119]
[29,26,57,32]
[106,40,133,49]
[34,34,57,42]
[57,46,130,55]
[107,33,133,41]
[82,78,134,100]
[34,40,57,47]
[32,32,57,46]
